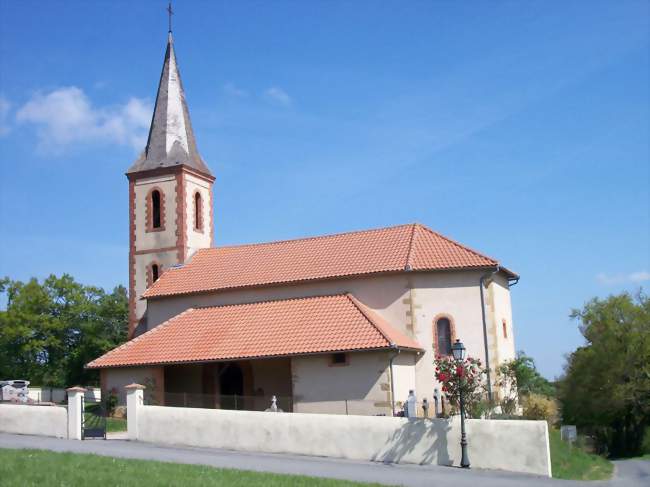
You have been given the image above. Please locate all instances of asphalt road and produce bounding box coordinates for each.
[0,433,647,486]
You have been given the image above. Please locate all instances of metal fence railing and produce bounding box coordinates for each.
[148,393,451,418]
[162,393,294,412]
[1,388,455,418]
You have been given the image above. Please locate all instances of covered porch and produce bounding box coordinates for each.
[89,293,423,415]
[163,358,293,411]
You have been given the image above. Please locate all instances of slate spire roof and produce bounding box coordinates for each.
[127,32,213,177]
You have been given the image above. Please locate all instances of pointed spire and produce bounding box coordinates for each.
[167,1,173,34]
[128,32,213,177]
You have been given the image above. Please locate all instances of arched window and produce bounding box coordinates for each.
[436,317,452,356]
[151,190,161,229]
[194,192,202,231]
[151,264,160,283]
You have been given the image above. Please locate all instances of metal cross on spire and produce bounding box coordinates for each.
[167,1,173,33]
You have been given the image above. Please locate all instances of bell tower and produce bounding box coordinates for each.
[126,31,214,338]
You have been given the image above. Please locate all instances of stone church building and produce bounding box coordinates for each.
[88,32,519,414]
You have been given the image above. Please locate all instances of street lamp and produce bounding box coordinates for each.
[451,339,470,469]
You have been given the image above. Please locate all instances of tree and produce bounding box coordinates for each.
[496,351,555,399]
[558,291,650,457]
[0,274,127,386]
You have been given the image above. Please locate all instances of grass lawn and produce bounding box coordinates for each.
[106,416,127,432]
[549,429,614,480]
[83,402,127,433]
[82,412,127,433]
[0,448,383,487]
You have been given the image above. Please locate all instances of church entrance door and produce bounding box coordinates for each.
[219,363,244,409]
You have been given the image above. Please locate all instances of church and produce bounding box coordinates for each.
[88,31,519,415]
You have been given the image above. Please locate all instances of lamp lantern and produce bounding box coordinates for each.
[451,339,466,361]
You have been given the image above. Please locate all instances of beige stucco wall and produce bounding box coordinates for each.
[407,272,486,398]
[134,405,551,476]
[292,351,393,415]
[130,172,214,332]
[145,273,410,334]
[490,273,517,365]
[102,366,164,404]
[133,250,179,326]
[145,269,516,404]
[132,174,180,329]
[392,352,417,404]
[133,175,178,252]
[184,173,212,258]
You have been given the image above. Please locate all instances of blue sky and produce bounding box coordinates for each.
[0,1,648,379]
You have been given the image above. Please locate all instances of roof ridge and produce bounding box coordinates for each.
[86,307,195,368]
[414,223,498,264]
[143,220,513,301]
[346,294,423,351]
[404,223,417,270]
[345,293,394,347]
[200,223,416,252]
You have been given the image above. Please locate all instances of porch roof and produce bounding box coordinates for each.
[87,294,423,369]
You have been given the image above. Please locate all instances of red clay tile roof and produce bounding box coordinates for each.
[144,223,515,299]
[87,294,423,369]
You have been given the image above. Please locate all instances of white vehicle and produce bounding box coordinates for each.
[0,380,30,403]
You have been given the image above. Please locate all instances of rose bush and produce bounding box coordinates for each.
[435,355,487,418]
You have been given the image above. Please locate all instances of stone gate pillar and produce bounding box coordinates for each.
[125,383,145,441]
[66,386,86,440]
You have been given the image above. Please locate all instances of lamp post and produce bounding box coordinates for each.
[451,339,470,469]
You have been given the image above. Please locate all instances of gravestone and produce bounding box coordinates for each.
[560,425,577,443]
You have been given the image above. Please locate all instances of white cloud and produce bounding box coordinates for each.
[223,82,248,98]
[15,86,151,152]
[0,96,11,136]
[265,86,292,106]
[596,271,650,285]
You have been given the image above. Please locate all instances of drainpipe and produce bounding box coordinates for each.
[480,265,500,402]
[388,346,400,416]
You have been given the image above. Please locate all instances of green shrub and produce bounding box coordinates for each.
[500,397,517,415]
[466,398,494,419]
[642,426,650,455]
[523,393,557,424]
[106,389,118,416]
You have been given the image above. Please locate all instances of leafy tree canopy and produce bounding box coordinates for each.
[497,351,556,398]
[0,274,127,387]
[558,290,650,457]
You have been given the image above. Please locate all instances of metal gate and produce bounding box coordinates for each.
[81,396,106,440]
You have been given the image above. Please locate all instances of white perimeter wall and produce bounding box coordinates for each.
[0,404,68,438]
[136,406,551,477]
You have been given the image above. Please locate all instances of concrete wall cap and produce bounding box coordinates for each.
[66,386,87,393]
[124,383,146,390]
